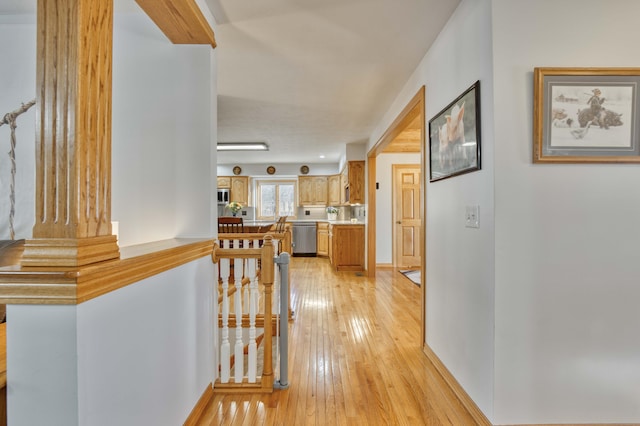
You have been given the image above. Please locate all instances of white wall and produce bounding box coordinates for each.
[112,9,215,247]
[8,258,214,426]
[492,0,640,423]
[0,15,36,240]
[375,153,420,264]
[368,0,496,418]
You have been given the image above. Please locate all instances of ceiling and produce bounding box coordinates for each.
[1,0,460,165]
[208,0,460,164]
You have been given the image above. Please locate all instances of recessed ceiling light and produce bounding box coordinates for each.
[217,142,269,151]
[319,154,325,159]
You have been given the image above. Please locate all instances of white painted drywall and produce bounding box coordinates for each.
[0,15,36,240]
[111,10,215,247]
[492,0,640,423]
[368,0,496,418]
[7,305,80,426]
[7,258,214,426]
[76,259,214,426]
[374,153,420,264]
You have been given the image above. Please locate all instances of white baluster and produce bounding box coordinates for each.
[234,240,244,382]
[254,239,262,310]
[220,239,231,383]
[243,239,250,313]
[247,257,258,382]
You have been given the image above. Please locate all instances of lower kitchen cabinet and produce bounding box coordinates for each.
[317,222,329,257]
[329,224,364,271]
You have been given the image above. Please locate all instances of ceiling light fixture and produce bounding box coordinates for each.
[217,142,269,151]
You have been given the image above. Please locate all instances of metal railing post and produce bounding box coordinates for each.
[273,252,290,389]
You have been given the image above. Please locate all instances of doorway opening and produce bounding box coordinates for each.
[367,86,426,344]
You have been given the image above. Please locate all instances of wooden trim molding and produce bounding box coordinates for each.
[367,86,425,279]
[183,383,213,426]
[0,238,214,305]
[423,344,492,426]
[135,0,217,48]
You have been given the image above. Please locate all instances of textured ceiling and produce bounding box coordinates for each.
[1,0,460,165]
[209,0,460,164]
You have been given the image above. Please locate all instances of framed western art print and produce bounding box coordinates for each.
[428,80,481,182]
[533,67,640,163]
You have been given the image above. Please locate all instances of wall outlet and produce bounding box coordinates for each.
[465,205,479,228]
[305,210,310,216]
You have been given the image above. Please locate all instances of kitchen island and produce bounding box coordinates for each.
[327,222,365,272]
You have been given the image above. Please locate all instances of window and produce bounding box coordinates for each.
[256,180,296,219]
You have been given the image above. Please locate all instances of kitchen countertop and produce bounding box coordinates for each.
[242,220,275,226]
[327,220,365,225]
[238,219,366,226]
[289,219,365,225]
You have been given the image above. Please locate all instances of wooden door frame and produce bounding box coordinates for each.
[366,86,426,345]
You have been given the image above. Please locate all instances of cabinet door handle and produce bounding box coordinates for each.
[396,221,401,224]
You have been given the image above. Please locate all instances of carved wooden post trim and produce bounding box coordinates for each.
[22,0,119,267]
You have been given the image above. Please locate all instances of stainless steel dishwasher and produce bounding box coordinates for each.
[292,222,317,256]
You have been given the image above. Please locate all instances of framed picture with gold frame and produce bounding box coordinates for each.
[533,67,640,163]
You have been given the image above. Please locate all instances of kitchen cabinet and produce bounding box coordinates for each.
[340,168,348,204]
[317,222,329,257]
[218,176,249,205]
[328,175,341,205]
[342,160,365,205]
[298,176,328,206]
[230,176,249,205]
[329,224,364,271]
[217,176,231,189]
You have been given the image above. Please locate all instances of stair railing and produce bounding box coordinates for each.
[212,233,290,393]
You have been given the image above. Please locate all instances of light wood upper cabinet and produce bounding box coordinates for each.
[230,176,249,205]
[313,176,328,205]
[217,177,231,189]
[298,176,313,205]
[328,175,341,205]
[298,176,328,206]
[347,161,365,204]
[340,167,348,204]
[218,175,249,205]
[335,160,365,205]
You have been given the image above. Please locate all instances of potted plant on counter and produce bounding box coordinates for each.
[227,201,243,216]
[326,206,338,221]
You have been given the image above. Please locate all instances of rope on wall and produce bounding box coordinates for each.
[0,99,36,240]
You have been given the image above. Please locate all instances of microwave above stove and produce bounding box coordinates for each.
[217,188,230,205]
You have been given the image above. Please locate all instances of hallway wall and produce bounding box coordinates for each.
[492,0,640,423]
[368,0,496,419]
[371,0,640,423]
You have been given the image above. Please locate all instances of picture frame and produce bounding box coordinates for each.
[428,80,481,182]
[533,67,640,163]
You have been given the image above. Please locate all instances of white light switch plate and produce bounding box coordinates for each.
[465,205,479,228]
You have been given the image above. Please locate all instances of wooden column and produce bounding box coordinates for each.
[22,0,119,267]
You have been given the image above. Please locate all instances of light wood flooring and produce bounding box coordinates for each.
[198,257,476,425]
